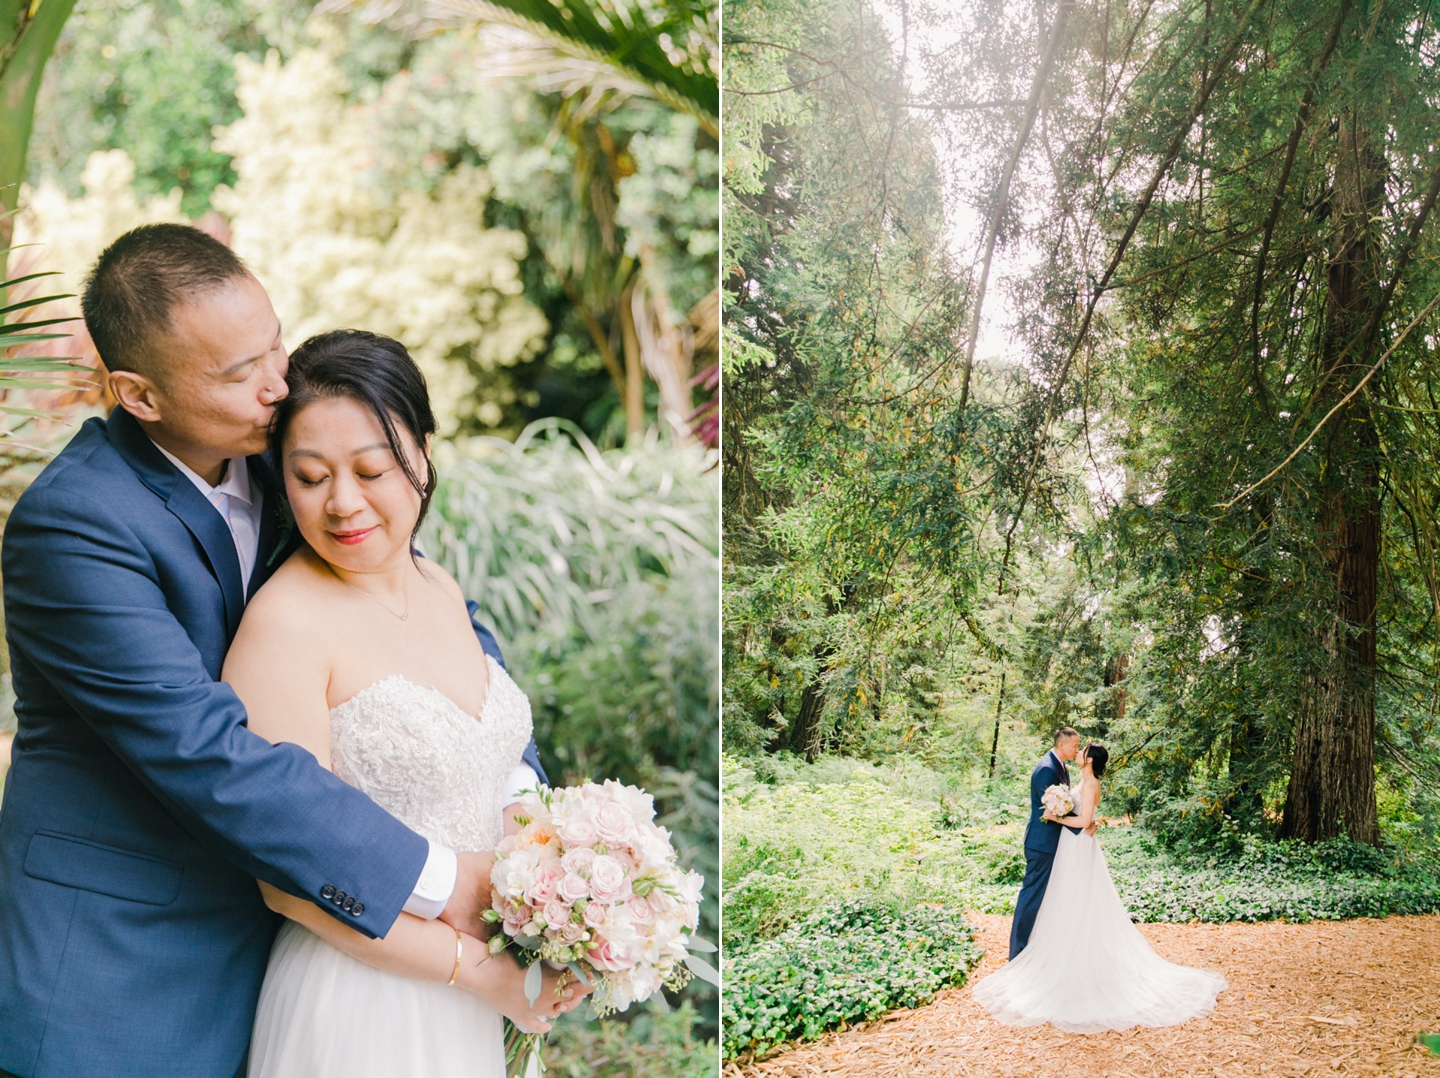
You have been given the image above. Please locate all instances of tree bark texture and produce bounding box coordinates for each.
[1281,116,1381,845]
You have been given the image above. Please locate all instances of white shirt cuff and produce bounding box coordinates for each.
[504,763,539,806]
[401,840,457,920]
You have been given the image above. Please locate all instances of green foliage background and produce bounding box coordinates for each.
[32,0,718,444]
[722,0,1440,1058]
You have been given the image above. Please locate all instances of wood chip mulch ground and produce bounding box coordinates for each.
[726,912,1440,1077]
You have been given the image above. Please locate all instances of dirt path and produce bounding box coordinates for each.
[727,912,1440,1077]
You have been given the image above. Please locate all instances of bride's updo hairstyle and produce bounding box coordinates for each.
[269,329,438,540]
[1085,743,1109,778]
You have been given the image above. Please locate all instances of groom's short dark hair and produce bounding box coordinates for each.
[1053,726,1079,744]
[82,223,251,379]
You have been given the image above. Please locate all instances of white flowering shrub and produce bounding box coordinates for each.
[16,46,548,437]
[13,149,185,303]
[213,48,547,434]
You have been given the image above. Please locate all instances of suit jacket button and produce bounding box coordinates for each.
[350,902,364,916]
[332,890,347,906]
[321,884,336,900]
[342,896,355,911]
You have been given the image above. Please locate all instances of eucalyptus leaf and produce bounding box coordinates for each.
[523,959,543,1005]
[683,953,720,987]
[684,935,717,953]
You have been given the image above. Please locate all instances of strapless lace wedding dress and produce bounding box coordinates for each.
[972,828,1226,1033]
[248,655,532,1078]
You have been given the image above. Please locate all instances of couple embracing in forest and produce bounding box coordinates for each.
[972,727,1227,1032]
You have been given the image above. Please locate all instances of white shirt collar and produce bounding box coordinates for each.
[149,439,254,506]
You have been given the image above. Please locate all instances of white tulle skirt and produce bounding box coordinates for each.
[972,829,1227,1033]
[248,920,505,1078]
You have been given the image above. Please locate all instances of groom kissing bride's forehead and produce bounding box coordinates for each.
[0,224,561,1078]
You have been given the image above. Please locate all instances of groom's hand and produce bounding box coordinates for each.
[438,851,496,937]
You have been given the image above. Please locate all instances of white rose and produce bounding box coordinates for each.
[593,802,636,847]
[561,847,597,876]
[559,816,599,849]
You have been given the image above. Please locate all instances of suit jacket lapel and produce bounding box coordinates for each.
[1050,749,1071,786]
[108,407,246,639]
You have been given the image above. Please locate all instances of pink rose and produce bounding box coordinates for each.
[503,902,531,928]
[559,816,599,848]
[625,894,656,926]
[557,872,590,904]
[588,855,631,904]
[559,920,587,944]
[542,899,571,930]
[583,901,608,929]
[561,847,597,876]
[608,846,638,871]
[588,936,633,972]
[525,859,566,907]
[594,802,634,846]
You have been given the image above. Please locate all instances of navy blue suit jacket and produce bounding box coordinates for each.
[1022,750,1077,854]
[0,408,544,1078]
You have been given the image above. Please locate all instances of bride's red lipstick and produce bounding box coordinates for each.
[330,527,377,545]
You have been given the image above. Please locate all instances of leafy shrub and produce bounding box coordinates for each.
[722,756,1036,948]
[542,1002,716,1078]
[1102,826,1440,923]
[722,900,982,1061]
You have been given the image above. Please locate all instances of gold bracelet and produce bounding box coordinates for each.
[447,929,463,986]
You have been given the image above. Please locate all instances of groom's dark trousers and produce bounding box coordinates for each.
[1008,749,1079,960]
[0,407,546,1078]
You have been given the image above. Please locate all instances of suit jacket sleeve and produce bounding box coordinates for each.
[466,600,548,786]
[1031,759,1052,810]
[2,484,428,939]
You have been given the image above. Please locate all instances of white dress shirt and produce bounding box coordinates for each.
[151,439,462,919]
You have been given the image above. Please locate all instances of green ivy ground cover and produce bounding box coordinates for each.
[722,901,983,1060]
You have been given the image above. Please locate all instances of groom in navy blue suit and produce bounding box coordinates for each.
[1009,727,1085,960]
[0,225,550,1078]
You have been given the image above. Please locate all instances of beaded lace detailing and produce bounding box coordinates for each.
[329,656,532,851]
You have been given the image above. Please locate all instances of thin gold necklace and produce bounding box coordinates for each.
[330,564,409,621]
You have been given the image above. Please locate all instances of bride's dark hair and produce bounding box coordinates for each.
[1084,743,1109,778]
[269,329,437,539]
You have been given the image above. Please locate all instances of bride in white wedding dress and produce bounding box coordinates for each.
[222,330,586,1077]
[972,744,1227,1033]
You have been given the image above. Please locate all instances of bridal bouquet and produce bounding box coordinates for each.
[484,780,717,1076]
[1041,783,1075,820]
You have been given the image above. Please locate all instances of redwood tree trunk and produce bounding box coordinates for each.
[788,645,833,762]
[1280,116,1381,845]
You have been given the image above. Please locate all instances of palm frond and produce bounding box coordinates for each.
[327,0,716,131]
[0,263,89,430]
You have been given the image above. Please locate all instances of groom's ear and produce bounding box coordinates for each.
[109,369,166,423]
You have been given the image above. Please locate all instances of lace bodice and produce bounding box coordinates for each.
[329,656,533,851]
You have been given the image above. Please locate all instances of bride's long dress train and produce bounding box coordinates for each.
[972,828,1226,1033]
[248,656,532,1077]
